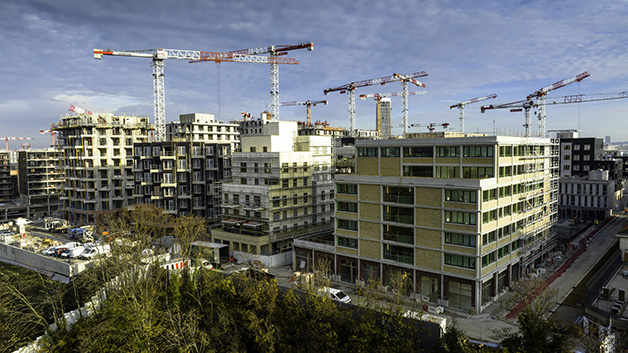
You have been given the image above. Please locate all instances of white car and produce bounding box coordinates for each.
[317,287,352,304]
[60,246,86,259]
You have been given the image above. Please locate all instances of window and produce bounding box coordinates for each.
[240,163,247,173]
[384,186,414,204]
[357,147,378,157]
[483,189,497,201]
[463,146,494,157]
[445,189,477,203]
[584,144,591,151]
[383,206,414,224]
[337,219,358,231]
[482,251,496,267]
[383,225,414,244]
[403,165,433,177]
[381,147,400,157]
[445,211,477,225]
[337,183,358,194]
[573,144,580,151]
[444,232,477,247]
[462,166,494,179]
[337,236,358,249]
[435,166,459,178]
[337,201,358,213]
[436,146,459,157]
[482,210,497,224]
[499,146,513,157]
[383,244,413,264]
[403,146,433,157]
[498,244,511,259]
[444,253,476,269]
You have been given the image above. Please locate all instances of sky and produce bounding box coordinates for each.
[2,0,628,149]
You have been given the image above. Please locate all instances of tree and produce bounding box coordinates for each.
[500,308,574,353]
[501,275,558,317]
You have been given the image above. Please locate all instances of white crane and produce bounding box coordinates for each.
[450,94,497,133]
[360,91,429,138]
[94,48,297,141]
[324,72,427,136]
[278,100,328,124]
[481,91,628,134]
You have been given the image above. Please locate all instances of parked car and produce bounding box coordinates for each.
[60,246,86,259]
[317,287,352,304]
[78,245,111,260]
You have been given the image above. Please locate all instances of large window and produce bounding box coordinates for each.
[463,145,494,157]
[444,232,477,248]
[445,211,477,225]
[337,236,358,249]
[403,165,433,177]
[384,186,414,204]
[337,201,358,213]
[381,147,400,157]
[444,253,476,269]
[383,244,413,265]
[384,206,414,224]
[462,166,494,179]
[357,147,378,157]
[383,225,414,244]
[403,146,433,157]
[337,219,358,231]
[337,183,358,194]
[482,251,496,267]
[445,189,477,203]
[436,146,459,157]
[435,166,459,178]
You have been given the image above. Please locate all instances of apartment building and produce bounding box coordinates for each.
[17,149,63,218]
[166,113,240,151]
[0,152,12,203]
[53,113,151,224]
[558,169,616,221]
[294,132,559,313]
[212,120,335,267]
[132,141,231,227]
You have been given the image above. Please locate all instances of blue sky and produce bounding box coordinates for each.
[2,0,628,149]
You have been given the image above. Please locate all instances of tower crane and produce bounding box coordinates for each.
[221,42,314,120]
[360,91,429,138]
[450,94,497,133]
[40,129,56,146]
[4,137,33,151]
[68,104,94,115]
[278,100,328,124]
[527,71,589,137]
[93,48,296,141]
[324,71,427,136]
[480,91,628,134]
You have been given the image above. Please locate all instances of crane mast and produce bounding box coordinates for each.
[449,94,497,133]
[361,91,429,137]
[324,71,427,136]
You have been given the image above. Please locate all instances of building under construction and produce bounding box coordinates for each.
[53,113,152,224]
[17,148,63,218]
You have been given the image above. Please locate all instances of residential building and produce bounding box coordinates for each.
[132,141,231,227]
[166,113,240,151]
[53,113,151,224]
[212,120,335,267]
[294,132,559,313]
[558,170,615,221]
[17,149,63,218]
[0,152,12,203]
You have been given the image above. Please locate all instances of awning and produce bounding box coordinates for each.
[243,222,263,228]
[221,219,243,225]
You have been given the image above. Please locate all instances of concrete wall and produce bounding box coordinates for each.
[0,243,83,281]
[234,250,292,268]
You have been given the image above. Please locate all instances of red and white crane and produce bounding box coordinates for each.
[359,90,428,101]
[4,137,33,151]
[480,91,628,134]
[278,100,328,124]
[40,129,56,146]
[450,94,497,133]
[94,47,299,141]
[324,71,427,136]
[220,43,314,120]
[527,71,589,137]
[68,104,94,115]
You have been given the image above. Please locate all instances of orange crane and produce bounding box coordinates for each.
[4,137,33,151]
[450,94,497,133]
[40,129,56,146]
[94,48,298,141]
[324,71,427,135]
[278,100,327,124]
[481,91,628,134]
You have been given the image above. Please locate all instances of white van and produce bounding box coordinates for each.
[317,286,352,304]
[61,246,86,259]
